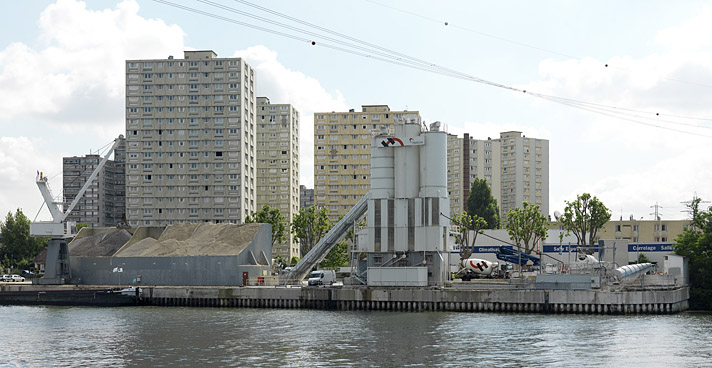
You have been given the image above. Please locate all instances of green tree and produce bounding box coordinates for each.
[637,252,652,264]
[320,240,349,270]
[558,193,611,253]
[505,202,549,254]
[245,205,287,247]
[466,178,500,229]
[452,211,487,261]
[291,205,331,257]
[674,197,712,310]
[0,209,47,270]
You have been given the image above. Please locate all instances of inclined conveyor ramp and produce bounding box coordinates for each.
[284,194,369,284]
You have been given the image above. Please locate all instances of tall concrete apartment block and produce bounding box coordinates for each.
[256,97,300,260]
[299,185,314,209]
[314,105,420,222]
[125,50,257,226]
[62,138,126,227]
[447,131,549,221]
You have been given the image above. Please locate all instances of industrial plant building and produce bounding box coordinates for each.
[124,50,257,226]
[62,137,126,228]
[69,222,272,286]
[355,117,451,286]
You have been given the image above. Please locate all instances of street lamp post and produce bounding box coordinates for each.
[636,217,643,263]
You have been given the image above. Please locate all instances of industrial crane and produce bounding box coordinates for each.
[30,135,124,284]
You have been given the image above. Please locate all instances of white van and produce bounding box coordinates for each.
[307,270,336,286]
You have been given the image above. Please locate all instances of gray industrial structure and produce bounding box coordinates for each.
[69,222,272,286]
[286,115,451,286]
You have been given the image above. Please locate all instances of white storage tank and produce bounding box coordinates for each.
[394,121,421,199]
[370,133,395,200]
[418,129,447,199]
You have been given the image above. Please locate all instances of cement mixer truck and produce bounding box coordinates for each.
[460,258,511,280]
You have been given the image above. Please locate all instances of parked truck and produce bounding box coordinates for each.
[460,258,511,280]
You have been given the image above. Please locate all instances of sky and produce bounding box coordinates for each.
[1,0,711,222]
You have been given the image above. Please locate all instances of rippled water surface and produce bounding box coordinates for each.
[1,305,711,367]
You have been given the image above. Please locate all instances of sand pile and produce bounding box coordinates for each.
[69,229,133,257]
[116,222,261,257]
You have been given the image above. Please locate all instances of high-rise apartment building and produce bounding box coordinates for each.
[299,185,314,209]
[447,131,549,221]
[256,97,300,260]
[62,138,126,227]
[125,50,257,226]
[313,105,420,222]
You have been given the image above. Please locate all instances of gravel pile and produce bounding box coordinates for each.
[116,222,261,257]
[69,229,133,257]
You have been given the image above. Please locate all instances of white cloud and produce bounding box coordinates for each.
[0,0,187,219]
[0,0,185,138]
[0,137,60,221]
[656,6,712,51]
[517,7,712,219]
[233,45,349,188]
[553,145,712,220]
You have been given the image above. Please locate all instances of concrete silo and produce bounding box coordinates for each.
[361,116,450,286]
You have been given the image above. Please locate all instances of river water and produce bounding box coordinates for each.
[1,305,710,367]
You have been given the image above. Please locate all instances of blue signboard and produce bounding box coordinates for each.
[457,243,674,254]
[454,245,514,253]
[543,245,577,253]
[628,243,674,252]
[474,245,514,253]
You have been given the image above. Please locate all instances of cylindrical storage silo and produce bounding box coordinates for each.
[371,135,395,199]
[419,131,448,198]
[394,122,421,199]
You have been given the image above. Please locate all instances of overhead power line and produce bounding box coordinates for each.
[364,0,712,90]
[151,0,712,138]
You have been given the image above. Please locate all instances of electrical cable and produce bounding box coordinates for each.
[151,0,712,138]
[364,0,712,90]
[364,0,580,61]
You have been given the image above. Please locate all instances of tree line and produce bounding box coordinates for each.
[247,204,351,270]
[673,198,712,310]
[1,209,48,271]
[454,178,612,259]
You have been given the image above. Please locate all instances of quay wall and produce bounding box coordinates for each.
[143,286,689,314]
